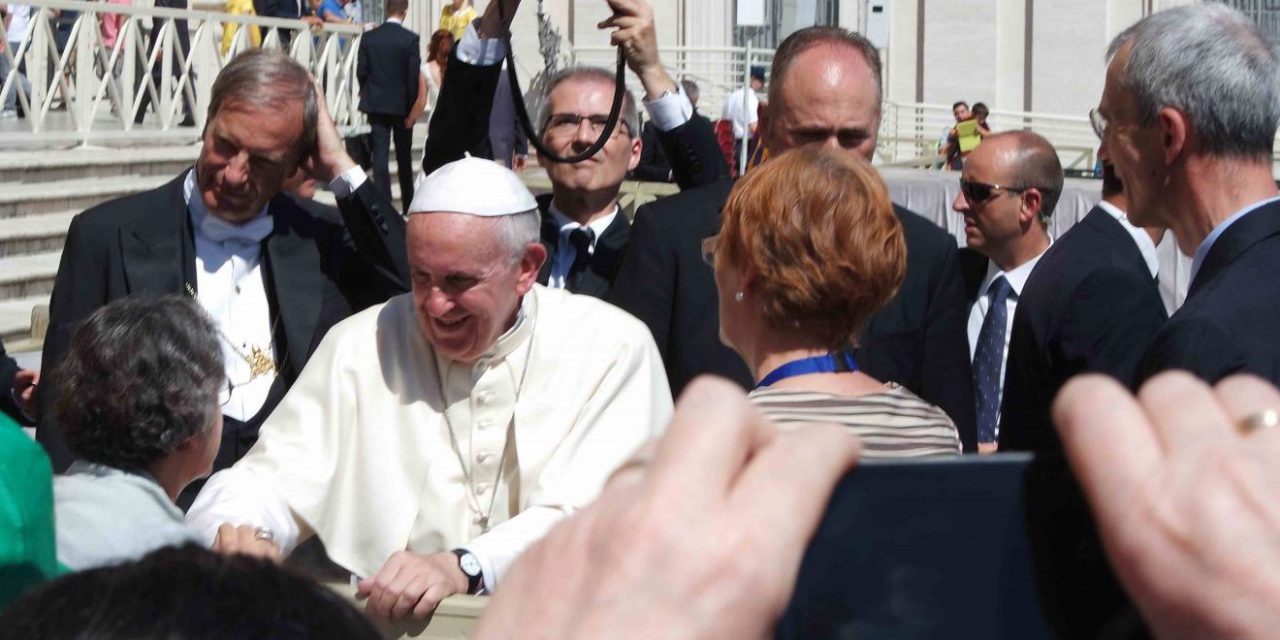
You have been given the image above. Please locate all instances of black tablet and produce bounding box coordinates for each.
[777,454,1148,639]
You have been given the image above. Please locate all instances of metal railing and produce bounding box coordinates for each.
[877,101,1100,170]
[0,0,364,146]
[569,44,775,120]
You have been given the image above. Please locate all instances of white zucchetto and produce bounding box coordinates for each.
[410,156,538,217]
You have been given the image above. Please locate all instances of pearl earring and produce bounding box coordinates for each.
[734,291,744,302]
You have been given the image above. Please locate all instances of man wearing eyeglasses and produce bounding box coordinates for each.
[1096,5,1280,388]
[952,131,1059,453]
[419,0,726,299]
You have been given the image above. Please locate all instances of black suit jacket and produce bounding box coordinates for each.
[36,172,409,472]
[424,55,727,191]
[357,22,421,118]
[610,178,978,450]
[999,208,1167,452]
[631,112,722,184]
[1137,200,1280,385]
[534,195,628,299]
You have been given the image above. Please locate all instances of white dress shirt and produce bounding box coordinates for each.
[184,166,368,421]
[721,86,759,140]
[185,170,277,421]
[966,247,1049,435]
[1096,200,1159,278]
[546,204,619,290]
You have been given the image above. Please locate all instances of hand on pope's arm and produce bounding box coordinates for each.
[474,377,861,640]
[356,550,469,620]
[212,524,281,562]
[1054,372,1280,640]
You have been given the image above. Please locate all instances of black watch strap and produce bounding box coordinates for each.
[451,548,484,594]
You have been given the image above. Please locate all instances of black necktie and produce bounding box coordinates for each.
[566,227,595,291]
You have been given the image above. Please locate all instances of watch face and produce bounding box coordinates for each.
[459,553,482,577]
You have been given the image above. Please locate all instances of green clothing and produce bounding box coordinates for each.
[0,414,62,608]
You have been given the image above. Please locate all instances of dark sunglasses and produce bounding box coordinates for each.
[959,179,1030,204]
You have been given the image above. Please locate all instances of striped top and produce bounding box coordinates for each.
[749,383,962,458]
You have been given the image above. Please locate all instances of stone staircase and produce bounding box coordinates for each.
[0,147,204,348]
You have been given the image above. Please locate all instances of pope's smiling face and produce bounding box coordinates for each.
[406,213,543,363]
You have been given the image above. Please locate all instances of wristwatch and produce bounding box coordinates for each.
[451,548,484,594]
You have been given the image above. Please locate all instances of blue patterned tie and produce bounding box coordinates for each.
[973,275,1012,445]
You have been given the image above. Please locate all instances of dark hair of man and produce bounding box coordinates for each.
[1101,162,1123,198]
[991,130,1064,225]
[0,546,382,640]
[768,26,883,110]
[53,295,223,473]
[205,48,318,164]
[952,101,968,111]
[386,0,407,17]
[537,66,639,140]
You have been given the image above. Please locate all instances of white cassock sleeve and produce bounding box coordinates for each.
[187,466,306,553]
[462,320,674,590]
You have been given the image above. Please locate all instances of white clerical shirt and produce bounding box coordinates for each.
[187,286,673,589]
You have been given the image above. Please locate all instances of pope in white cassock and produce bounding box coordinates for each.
[187,157,673,619]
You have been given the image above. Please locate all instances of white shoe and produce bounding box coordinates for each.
[0,110,16,118]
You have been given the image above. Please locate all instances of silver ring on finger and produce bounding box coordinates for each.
[253,526,275,542]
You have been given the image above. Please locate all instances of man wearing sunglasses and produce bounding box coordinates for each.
[953,131,1059,453]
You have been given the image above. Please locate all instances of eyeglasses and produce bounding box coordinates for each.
[959,179,1030,204]
[218,379,234,407]
[544,113,629,138]
[1088,108,1108,141]
[701,234,719,266]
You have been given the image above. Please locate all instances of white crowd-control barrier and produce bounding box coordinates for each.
[0,0,363,146]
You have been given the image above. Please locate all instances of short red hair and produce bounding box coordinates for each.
[717,146,905,349]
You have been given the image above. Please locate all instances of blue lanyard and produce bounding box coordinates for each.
[755,350,859,389]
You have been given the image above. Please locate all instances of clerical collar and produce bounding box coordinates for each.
[183,168,273,246]
[1096,200,1160,278]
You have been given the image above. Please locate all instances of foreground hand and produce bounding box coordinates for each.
[13,369,37,419]
[475,377,861,640]
[356,551,468,620]
[601,0,675,99]
[1054,372,1280,639]
[301,81,355,183]
[212,524,281,561]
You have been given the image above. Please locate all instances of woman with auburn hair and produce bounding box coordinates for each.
[707,146,961,457]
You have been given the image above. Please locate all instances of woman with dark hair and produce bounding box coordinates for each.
[51,295,225,570]
[707,146,961,457]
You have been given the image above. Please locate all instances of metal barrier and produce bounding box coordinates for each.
[0,0,364,146]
